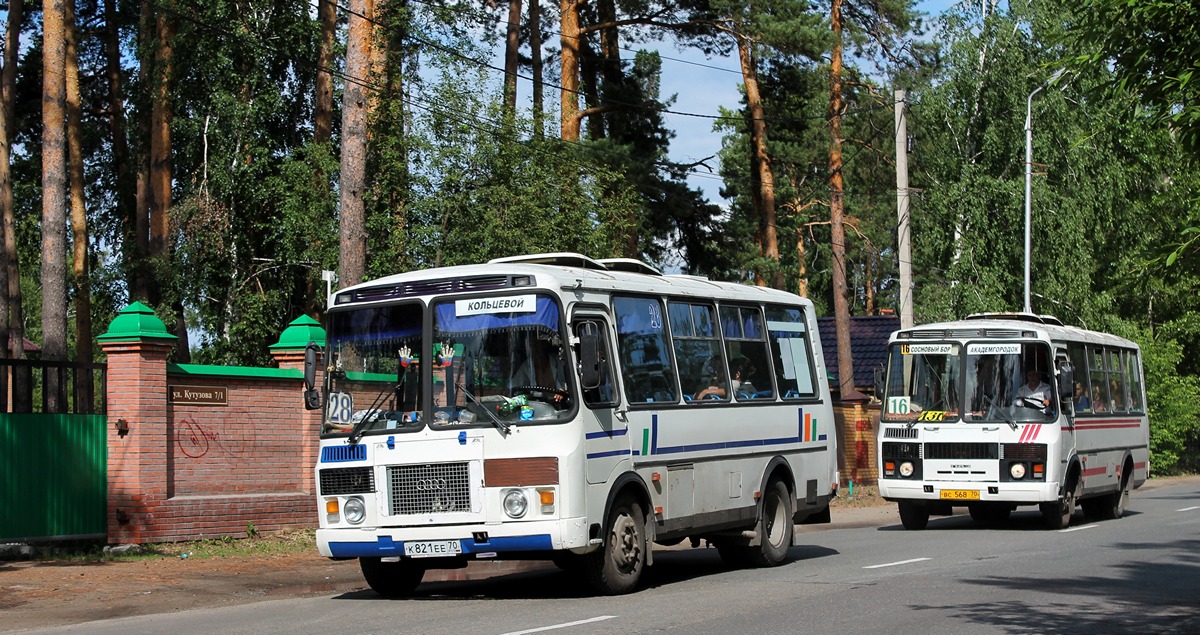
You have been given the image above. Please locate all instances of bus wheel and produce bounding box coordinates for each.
[1098,468,1131,520]
[1041,479,1080,529]
[583,496,646,595]
[359,557,425,598]
[746,480,793,567]
[898,501,929,530]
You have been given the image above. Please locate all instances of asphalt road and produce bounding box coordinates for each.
[19,478,1200,635]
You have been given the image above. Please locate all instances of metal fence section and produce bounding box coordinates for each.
[0,413,108,541]
[0,359,106,415]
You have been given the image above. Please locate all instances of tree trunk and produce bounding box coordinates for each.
[66,0,92,407]
[829,0,855,398]
[1,0,23,360]
[339,0,375,288]
[579,39,603,140]
[43,0,69,412]
[795,225,808,298]
[503,0,522,118]
[559,0,581,140]
[736,34,782,289]
[529,0,543,133]
[314,0,337,144]
[105,0,137,297]
[148,9,175,312]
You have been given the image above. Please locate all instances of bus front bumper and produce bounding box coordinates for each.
[879,479,1061,505]
[317,516,591,559]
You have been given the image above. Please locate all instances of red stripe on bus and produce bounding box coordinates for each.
[1134,462,1146,470]
[1081,467,1107,477]
[1072,423,1142,430]
[1074,418,1142,424]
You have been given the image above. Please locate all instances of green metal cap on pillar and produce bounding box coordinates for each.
[269,315,326,351]
[97,302,178,343]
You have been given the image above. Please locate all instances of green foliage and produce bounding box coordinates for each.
[1131,330,1200,475]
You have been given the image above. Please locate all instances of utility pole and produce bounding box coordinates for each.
[895,89,913,329]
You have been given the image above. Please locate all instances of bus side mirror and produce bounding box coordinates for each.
[578,327,604,390]
[1056,362,1073,406]
[873,365,884,398]
[304,342,322,410]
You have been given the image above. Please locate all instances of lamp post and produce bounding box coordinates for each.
[1024,68,1067,314]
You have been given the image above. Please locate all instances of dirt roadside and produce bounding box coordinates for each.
[1,477,1192,632]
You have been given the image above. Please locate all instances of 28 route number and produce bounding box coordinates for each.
[327,392,353,424]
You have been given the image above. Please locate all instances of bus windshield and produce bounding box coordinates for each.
[881,341,1056,424]
[320,295,574,437]
[881,343,961,423]
[963,342,1056,423]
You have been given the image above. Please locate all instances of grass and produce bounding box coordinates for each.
[831,483,886,508]
[5,529,318,563]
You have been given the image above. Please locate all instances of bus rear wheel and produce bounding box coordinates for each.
[898,501,929,530]
[746,480,793,567]
[583,496,646,595]
[359,557,425,598]
[1097,466,1131,520]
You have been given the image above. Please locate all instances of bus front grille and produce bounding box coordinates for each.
[925,442,998,460]
[319,467,375,495]
[387,462,472,515]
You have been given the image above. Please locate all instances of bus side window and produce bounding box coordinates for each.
[1067,342,1091,414]
[720,305,773,401]
[765,305,816,400]
[1126,350,1145,413]
[670,301,726,403]
[613,296,678,404]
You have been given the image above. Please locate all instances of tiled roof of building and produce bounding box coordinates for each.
[817,315,899,393]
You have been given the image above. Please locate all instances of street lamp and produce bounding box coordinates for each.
[1024,68,1067,314]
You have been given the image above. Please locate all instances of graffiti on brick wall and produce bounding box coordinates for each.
[176,412,254,458]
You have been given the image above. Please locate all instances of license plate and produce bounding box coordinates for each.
[404,540,463,558]
[939,489,980,500]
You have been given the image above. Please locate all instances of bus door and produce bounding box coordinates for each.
[572,312,628,485]
[1055,348,1077,477]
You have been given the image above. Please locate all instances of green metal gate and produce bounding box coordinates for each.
[0,413,107,541]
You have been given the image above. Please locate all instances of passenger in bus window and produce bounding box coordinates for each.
[731,358,758,398]
[695,356,730,400]
[1073,382,1091,413]
[1014,369,1052,411]
[1092,386,1107,412]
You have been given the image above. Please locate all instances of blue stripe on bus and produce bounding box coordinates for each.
[587,449,632,459]
[327,534,554,558]
[585,428,629,439]
[638,406,823,456]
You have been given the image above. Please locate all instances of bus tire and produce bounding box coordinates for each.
[1041,478,1080,530]
[583,495,646,595]
[359,557,425,598]
[898,501,929,530]
[746,480,793,567]
[1098,463,1132,520]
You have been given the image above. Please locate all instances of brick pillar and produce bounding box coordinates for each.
[98,302,177,544]
[269,315,327,496]
[834,391,879,487]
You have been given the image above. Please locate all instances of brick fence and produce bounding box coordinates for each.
[99,303,324,544]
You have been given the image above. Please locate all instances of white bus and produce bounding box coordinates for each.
[303,253,838,596]
[877,313,1149,530]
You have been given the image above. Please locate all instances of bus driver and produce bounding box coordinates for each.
[1015,368,1052,412]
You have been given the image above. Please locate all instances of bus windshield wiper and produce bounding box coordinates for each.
[456,382,510,435]
[985,395,1018,430]
[348,380,402,446]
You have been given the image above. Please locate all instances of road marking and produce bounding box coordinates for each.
[863,557,931,569]
[500,616,618,635]
[1059,524,1098,533]
[1176,506,1200,512]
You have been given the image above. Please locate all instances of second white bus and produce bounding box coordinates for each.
[877,313,1149,530]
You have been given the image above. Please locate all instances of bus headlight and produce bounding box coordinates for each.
[344,496,366,524]
[1010,463,1027,480]
[503,490,528,518]
[899,461,915,478]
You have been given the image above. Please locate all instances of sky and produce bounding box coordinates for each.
[650,0,959,204]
